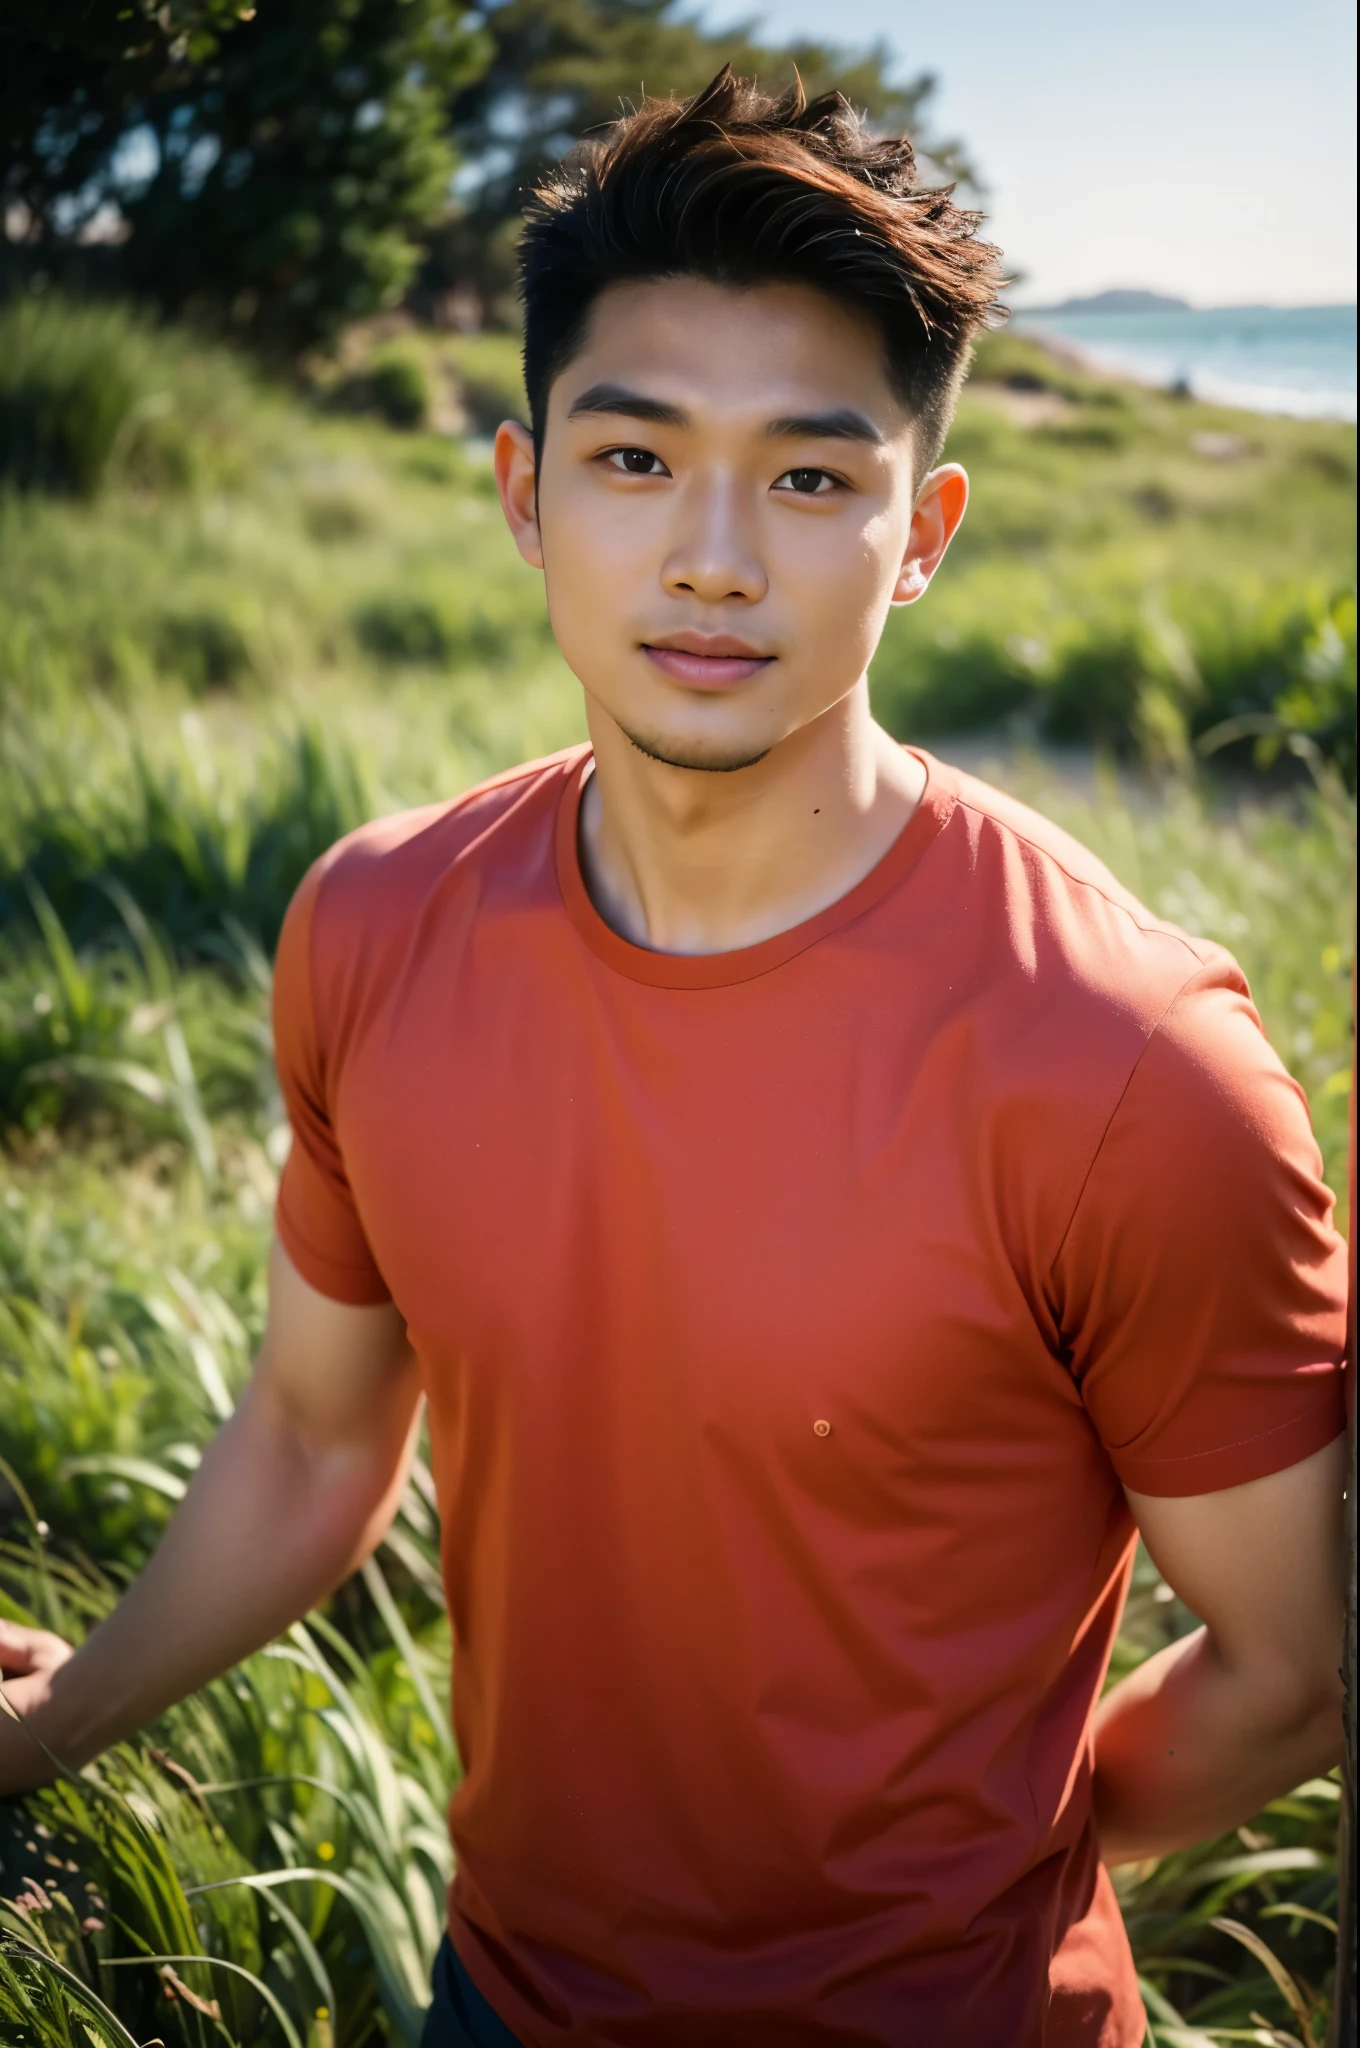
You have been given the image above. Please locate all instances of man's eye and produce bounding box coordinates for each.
[606,447,669,476]
[773,467,838,496]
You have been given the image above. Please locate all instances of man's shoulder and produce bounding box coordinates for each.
[306,744,584,943]
[930,755,1235,1022]
[920,758,1275,1258]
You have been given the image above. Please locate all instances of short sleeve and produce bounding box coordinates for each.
[1054,966,1347,1497]
[272,860,391,1306]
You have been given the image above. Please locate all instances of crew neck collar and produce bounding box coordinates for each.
[554,744,955,989]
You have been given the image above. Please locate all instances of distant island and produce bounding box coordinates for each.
[1017,289,1193,317]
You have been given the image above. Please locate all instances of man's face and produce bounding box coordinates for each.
[496,276,965,773]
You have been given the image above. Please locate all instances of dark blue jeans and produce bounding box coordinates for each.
[421,1937,524,2048]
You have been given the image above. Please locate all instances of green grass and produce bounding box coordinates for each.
[0,302,1354,782]
[0,297,270,504]
[0,298,1354,2043]
[875,333,1357,779]
[1,1550,452,2047]
[0,416,562,725]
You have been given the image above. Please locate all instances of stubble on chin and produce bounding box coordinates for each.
[620,723,772,775]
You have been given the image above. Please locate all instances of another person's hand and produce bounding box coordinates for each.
[0,1618,75,1797]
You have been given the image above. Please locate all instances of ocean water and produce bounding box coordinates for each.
[1013,304,1357,422]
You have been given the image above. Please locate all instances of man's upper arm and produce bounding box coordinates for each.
[1127,1438,1347,1720]
[254,1236,416,1455]
[272,854,392,1307]
[266,859,415,1462]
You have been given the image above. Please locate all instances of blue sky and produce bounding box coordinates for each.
[699,0,1357,307]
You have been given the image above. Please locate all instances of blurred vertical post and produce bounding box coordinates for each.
[1332,992,1356,2048]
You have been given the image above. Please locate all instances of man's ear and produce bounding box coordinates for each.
[891,464,969,606]
[494,420,543,570]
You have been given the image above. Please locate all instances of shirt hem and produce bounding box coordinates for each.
[275,1197,392,1307]
[1111,1392,1345,1497]
[447,1915,550,2048]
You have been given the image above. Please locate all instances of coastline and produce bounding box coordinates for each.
[1012,307,1357,423]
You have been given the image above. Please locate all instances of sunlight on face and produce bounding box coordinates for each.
[530,278,923,773]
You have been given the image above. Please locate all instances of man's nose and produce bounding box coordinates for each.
[660,475,768,606]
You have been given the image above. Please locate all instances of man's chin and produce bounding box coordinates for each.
[620,723,772,775]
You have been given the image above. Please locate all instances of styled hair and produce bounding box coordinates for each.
[519,65,1006,469]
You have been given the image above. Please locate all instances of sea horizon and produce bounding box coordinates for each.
[1011,301,1357,423]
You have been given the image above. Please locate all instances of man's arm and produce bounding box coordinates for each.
[1094,1435,1346,1865]
[0,1236,419,1796]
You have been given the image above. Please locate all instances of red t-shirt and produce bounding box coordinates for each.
[273,746,1347,2048]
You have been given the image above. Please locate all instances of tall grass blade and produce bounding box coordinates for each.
[0,1935,143,2048]
[22,880,92,1027]
[184,1876,335,2022]
[359,1557,452,1761]
[102,1954,302,2047]
[56,1457,187,1502]
[1208,1919,1317,2038]
[187,1871,427,2043]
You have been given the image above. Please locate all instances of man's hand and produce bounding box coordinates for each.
[0,1236,419,1798]
[1095,1435,1345,1865]
[1,1622,76,1796]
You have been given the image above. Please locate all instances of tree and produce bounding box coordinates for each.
[424,0,977,324]
[1,0,976,349]
[1,0,490,352]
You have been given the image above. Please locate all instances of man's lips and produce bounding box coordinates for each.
[641,635,774,690]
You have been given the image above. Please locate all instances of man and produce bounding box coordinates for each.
[0,70,1348,2048]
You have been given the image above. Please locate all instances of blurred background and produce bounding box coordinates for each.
[0,3,1354,2044]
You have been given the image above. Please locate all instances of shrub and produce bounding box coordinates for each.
[0,295,250,499]
[352,582,552,671]
[153,606,256,694]
[0,887,271,1152]
[1037,411,1139,451]
[0,723,371,959]
[302,491,373,543]
[0,297,142,497]
[874,581,1358,787]
[334,348,432,431]
[353,592,455,664]
[969,328,1121,404]
[364,352,432,431]
[445,333,528,432]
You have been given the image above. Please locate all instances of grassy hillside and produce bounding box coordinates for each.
[0,299,1354,2046]
[889,332,1355,775]
[1,300,1354,778]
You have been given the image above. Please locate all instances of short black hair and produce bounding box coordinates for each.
[519,66,1005,470]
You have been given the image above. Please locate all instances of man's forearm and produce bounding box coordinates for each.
[6,1381,418,1789]
[1093,1624,1342,1865]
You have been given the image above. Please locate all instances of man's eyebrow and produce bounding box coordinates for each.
[567,383,689,428]
[765,408,885,446]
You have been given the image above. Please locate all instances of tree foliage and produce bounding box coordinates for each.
[1,0,490,352]
[2,0,973,348]
[427,0,975,321]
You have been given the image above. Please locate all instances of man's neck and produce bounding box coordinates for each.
[577,683,926,956]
